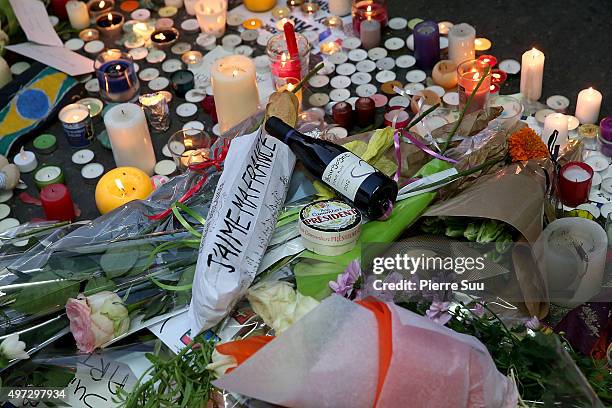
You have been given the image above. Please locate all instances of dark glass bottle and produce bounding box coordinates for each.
[265,116,398,219]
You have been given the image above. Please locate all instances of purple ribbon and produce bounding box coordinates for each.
[397,130,458,164]
[392,129,402,182]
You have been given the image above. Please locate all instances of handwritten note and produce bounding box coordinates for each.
[5,43,94,76]
[8,0,63,47]
[188,128,295,336]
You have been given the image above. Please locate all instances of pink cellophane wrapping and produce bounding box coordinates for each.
[214,296,518,408]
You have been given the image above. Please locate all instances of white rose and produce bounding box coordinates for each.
[206,349,238,378]
[0,333,29,361]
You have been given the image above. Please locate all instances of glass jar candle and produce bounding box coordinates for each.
[95,50,140,102]
[266,32,311,82]
[351,0,387,34]
[168,129,212,172]
[87,0,115,19]
[456,59,492,114]
[59,103,94,147]
[95,12,124,39]
[195,0,228,38]
[150,28,180,49]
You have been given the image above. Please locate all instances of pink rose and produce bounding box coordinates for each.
[65,291,130,353]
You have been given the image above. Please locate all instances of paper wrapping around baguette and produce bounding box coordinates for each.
[214,296,517,408]
[265,91,299,128]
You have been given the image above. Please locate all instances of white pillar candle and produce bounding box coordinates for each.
[360,19,381,50]
[66,0,91,30]
[13,147,38,173]
[184,0,198,15]
[520,48,545,102]
[448,23,475,66]
[575,87,602,124]
[104,103,156,175]
[165,0,183,7]
[211,55,260,134]
[542,113,569,145]
[329,0,351,16]
[0,56,11,89]
[195,0,228,38]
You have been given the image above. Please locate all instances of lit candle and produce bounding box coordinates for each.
[432,59,457,89]
[66,0,90,30]
[181,50,203,67]
[320,41,341,55]
[520,48,545,102]
[438,21,453,35]
[243,18,262,30]
[575,87,602,124]
[542,113,569,145]
[79,28,100,42]
[195,0,228,38]
[95,12,125,38]
[448,23,475,65]
[457,59,491,114]
[86,0,114,18]
[323,15,343,29]
[359,19,381,50]
[150,28,179,49]
[95,167,154,214]
[104,103,156,175]
[13,147,37,173]
[0,56,12,89]
[133,22,155,40]
[275,18,294,31]
[40,184,76,221]
[301,2,319,15]
[59,103,94,147]
[211,55,260,134]
[558,162,593,207]
[352,0,388,34]
[184,0,198,15]
[329,0,351,16]
[139,92,170,132]
[272,6,290,19]
[413,20,440,70]
[94,50,139,103]
[287,0,304,8]
[180,149,210,168]
[275,76,302,109]
[474,37,491,51]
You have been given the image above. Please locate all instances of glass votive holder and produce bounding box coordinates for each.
[488,95,523,130]
[351,0,388,34]
[150,27,180,49]
[168,129,212,172]
[457,58,492,114]
[95,11,125,39]
[87,0,115,19]
[275,77,302,109]
[195,0,228,38]
[266,32,311,82]
[95,49,140,102]
[139,92,170,132]
[59,103,95,148]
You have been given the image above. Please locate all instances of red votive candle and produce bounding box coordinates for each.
[355,97,376,128]
[558,162,593,207]
[40,184,76,221]
[332,102,354,129]
[51,0,70,19]
[352,0,388,34]
[384,108,410,128]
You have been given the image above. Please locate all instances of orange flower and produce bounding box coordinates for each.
[508,127,549,162]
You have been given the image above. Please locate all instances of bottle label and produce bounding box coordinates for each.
[322,152,376,201]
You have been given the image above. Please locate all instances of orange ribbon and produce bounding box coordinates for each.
[216,335,275,373]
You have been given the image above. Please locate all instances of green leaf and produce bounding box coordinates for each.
[101,247,138,279]
[12,271,80,315]
[84,276,117,294]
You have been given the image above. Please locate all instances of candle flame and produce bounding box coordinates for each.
[156,33,166,41]
[19,146,26,160]
[115,179,126,197]
[100,0,105,7]
[107,12,113,21]
[366,5,372,12]
[232,69,239,77]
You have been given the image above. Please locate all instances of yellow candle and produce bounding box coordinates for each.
[474,37,491,51]
[244,0,277,12]
[432,59,458,89]
[242,18,263,30]
[95,167,154,214]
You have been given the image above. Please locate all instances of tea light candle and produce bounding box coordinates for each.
[96,12,125,38]
[33,134,58,154]
[542,113,569,145]
[287,0,304,8]
[134,22,155,39]
[301,2,319,15]
[329,0,351,16]
[243,18,262,30]
[275,77,302,108]
[13,147,37,173]
[81,162,105,182]
[66,0,90,30]
[79,28,100,42]
[195,0,228,38]
[272,5,290,19]
[474,37,491,51]
[448,23,475,66]
[33,165,65,190]
[520,48,545,102]
[432,59,457,89]
[196,33,217,50]
[323,15,343,29]
[41,184,76,221]
[181,50,203,67]
[360,19,381,50]
[184,0,198,14]
[87,0,114,18]
[211,55,260,134]
[414,20,440,70]
[558,162,593,207]
[275,18,294,31]
[150,28,179,49]
[95,167,154,214]
[59,103,94,147]
[320,41,342,55]
[104,103,156,175]
[575,87,602,124]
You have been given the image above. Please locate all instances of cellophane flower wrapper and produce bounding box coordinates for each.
[214,296,518,408]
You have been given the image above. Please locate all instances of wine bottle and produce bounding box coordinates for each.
[265,116,398,219]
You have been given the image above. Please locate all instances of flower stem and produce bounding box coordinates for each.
[404,103,441,131]
[291,62,324,94]
[441,66,491,153]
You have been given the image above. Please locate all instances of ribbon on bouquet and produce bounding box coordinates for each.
[147,140,230,221]
[212,298,393,407]
[398,129,458,164]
